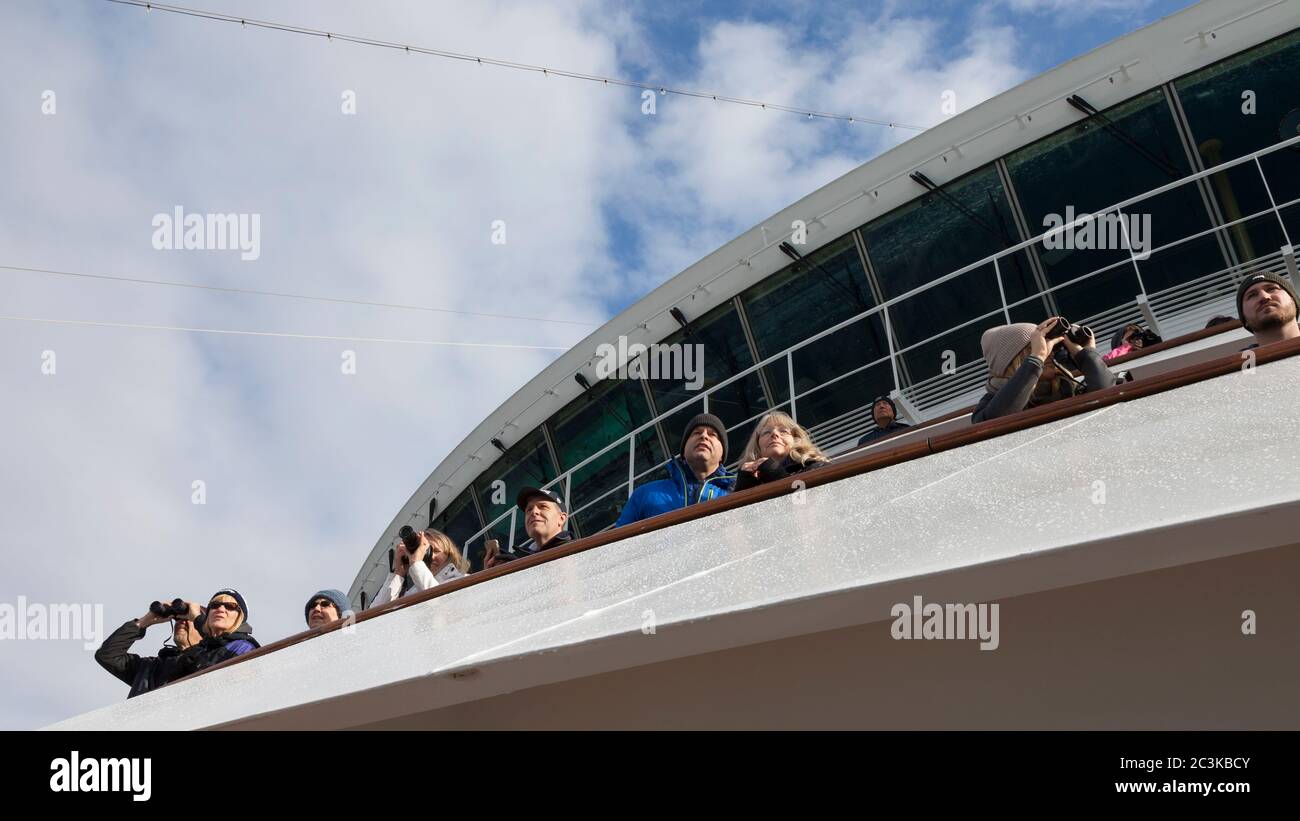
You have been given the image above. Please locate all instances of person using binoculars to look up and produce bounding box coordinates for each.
[972,317,1116,423]
[95,588,260,698]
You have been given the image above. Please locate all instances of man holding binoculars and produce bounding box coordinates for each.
[95,589,259,699]
[973,317,1116,423]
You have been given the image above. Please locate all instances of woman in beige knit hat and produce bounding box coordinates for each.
[971,317,1115,423]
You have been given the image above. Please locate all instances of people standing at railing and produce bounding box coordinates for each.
[1237,272,1300,350]
[95,598,204,699]
[304,589,352,629]
[485,487,573,568]
[614,413,735,527]
[734,411,829,491]
[180,589,260,676]
[972,318,1116,423]
[372,528,468,606]
[1103,324,1161,363]
[857,396,912,446]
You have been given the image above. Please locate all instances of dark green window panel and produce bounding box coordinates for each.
[549,377,665,538]
[1004,87,1223,318]
[646,301,767,451]
[859,164,1040,380]
[430,489,482,553]
[740,233,893,423]
[1175,28,1300,263]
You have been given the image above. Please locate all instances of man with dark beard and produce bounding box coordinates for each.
[1237,271,1300,349]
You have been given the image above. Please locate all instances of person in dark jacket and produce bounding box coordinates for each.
[485,487,574,568]
[1237,271,1300,350]
[971,318,1115,423]
[614,413,735,527]
[95,607,203,699]
[735,411,829,491]
[174,589,260,678]
[95,588,259,697]
[857,396,911,446]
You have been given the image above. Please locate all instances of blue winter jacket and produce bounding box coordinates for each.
[614,456,735,527]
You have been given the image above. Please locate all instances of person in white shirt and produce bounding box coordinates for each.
[372,528,469,606]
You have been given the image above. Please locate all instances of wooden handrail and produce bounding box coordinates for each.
[166,316,1274,688]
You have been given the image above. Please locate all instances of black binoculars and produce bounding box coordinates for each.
[1044,317,1093,345]
[150,598,188,619]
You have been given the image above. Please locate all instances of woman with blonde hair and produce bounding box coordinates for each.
[372,528,468,607]
[971,316,1115,423]
[734,410,829,491]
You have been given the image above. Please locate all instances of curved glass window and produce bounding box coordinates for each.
[741,234,891,432]
[645,301,767,463]
[1004,88,1222,321]
[548,377,665,536]
[1175,28,1300,260]
[859,164,1039,382]
[430,490,482,554]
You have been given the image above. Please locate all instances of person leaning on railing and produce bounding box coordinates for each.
[857,395,912,446]
[372,528,469,606]
[95,598,204,699]
[734,411,829,491]
[304,589,352,629]
[485,487,574,569]
[972,318,1116,424]
[614,413,735,527]
[1236,271,1300,350]
[94,588,260,697]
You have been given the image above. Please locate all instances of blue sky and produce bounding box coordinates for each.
[0,0,1197,728]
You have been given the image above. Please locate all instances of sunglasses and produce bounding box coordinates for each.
[307,599,336,611]
[207,600,241,613]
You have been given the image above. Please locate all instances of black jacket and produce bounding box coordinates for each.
[94,619,188,699]
[95,620,260,698]
[734,454,828,491]
[496,530,574,563]
[173,625,260,679]
[971,348,1115,423]
[857,420,911,446]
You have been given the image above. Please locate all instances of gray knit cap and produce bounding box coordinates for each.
[980,323,1038,378]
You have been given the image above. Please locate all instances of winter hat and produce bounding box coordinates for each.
[304,589,350,625]
[870,395,897,419]
[980,323,1039,377]
[208,588,248,621]
[680,412,728,465]
[1236,271,1299,330]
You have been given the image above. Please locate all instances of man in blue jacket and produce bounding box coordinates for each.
[614,412,735,527]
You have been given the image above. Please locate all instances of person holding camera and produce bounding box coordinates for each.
[372,528,468,606]
[94,588,259,697]
[972,317,1116,423]
[734,411,828,491]
[1103,323,1161,362]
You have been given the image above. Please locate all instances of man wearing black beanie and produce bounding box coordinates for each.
[1237,271,1300,349]
[613,412,735,527]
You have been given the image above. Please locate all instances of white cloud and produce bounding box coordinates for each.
[0,0,1037,728]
